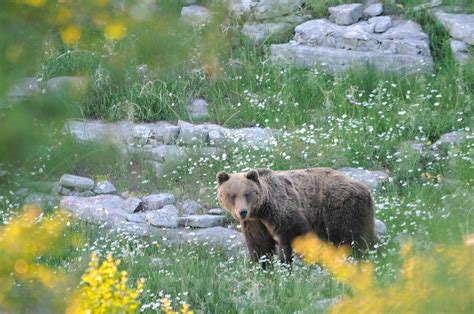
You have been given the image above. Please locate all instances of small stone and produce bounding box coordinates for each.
[162,125,180,144]
[178,214,223,228]
[125,213,146,223]
[123,197,143,213]
[180,5,211,26]
[142,193,176,211]
[59,174,94,191]
[369,16,392,33]
[208,208,223,215]
[93,180,117,195]
[132,125,153,145]
[363,3,383,17]
[375,218,387,240]
[329,3,364,26]
[145,205,179,228]
[182,200,202,215]
[187,98,208,119]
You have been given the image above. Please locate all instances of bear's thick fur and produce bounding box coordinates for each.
[216,168,376,265]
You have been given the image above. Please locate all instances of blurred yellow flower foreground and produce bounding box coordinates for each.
[0,206,68,311]
[292,232,474,313]
[67,252,145,314]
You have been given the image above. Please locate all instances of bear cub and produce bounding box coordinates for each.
[217,168,376,265]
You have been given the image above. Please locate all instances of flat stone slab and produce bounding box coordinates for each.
[178,214,223,228]
[271,43,433,74]
[145,205,179,228]
[59,174,95,191]
[337,167,389,190]
[7,77,40,98]
[208,208,223,215]
[60,195,130,224]
[252,0,304,20]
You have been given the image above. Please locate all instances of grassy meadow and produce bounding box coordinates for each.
[0,0,473,313]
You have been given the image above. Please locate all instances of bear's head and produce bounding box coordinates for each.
[216,169,263,221]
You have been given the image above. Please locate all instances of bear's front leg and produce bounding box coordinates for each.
[242,219,276,269]
[277,243,293,264]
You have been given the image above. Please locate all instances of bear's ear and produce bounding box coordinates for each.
[246,169,259,183]
[217,171,230,185]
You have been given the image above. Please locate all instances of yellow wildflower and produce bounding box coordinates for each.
[61,25,81,45]
[104,21,127,41]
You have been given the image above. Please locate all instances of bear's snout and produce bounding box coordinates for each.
[239,209,248,219]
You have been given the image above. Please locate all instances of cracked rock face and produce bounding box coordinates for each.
[271,17,433,74]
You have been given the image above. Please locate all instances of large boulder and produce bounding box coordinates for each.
[145,205,179,228]
[142,193,176,211]
[60,195,130,224]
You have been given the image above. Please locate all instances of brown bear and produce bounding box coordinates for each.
[216,167,376,266]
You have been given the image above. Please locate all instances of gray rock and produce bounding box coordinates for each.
[270,43,433,74]
[401,140,425,155]
[59,174,94,191]
[208,208,223,215]
[328,3,364,26]
[145,205,179,228]
[93,180,117,195]
[450,39,470,64]
[24,193,57,208]
[162,124,181,144]
[363,3,383,17]
[188,98,209,119]
[242,21,295,45]
[374,218,387,240]
[435,12,474,45]
[46,76,86,92]
[177,120,209,145]
[65,120,133,144]
[228,0,255,18]
[413,0,442,12]
[7,77,40,98]
[142,193,176,211]
[182,200,202,215]
[60,195,129,224]
[178,214,223,228]
[132,125,153,145]
[181,226,245,249]
[432,131,467,150]
[150,145,187,162]
[294,19,430,56]
[123,197,143,213]
[148,139,158,147]
[368,16,391,33]
[114,221,151,236]
[230,127,275,149]
[180,5,212,26]
[337,167,389,190]
[125,213,146,223]
[253,0,304,20]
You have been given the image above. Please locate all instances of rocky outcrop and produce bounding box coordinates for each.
[435,11,474,64]
[271,4,433,74]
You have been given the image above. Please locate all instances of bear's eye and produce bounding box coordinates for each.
[244,192,251,199]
